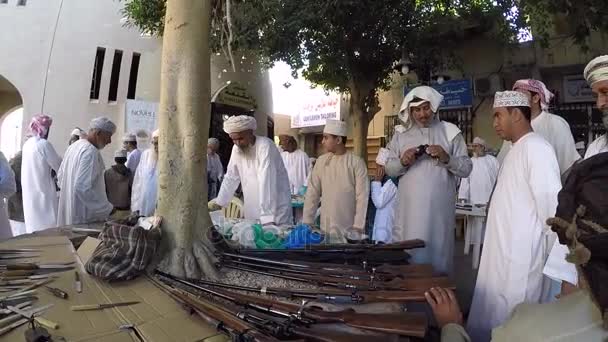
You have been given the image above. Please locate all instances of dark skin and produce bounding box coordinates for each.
[592,79,608,128]
[321,134,346,155]
[425,287,464,328]
[374,164,385,182]
[493,107,531,143]
[123,141,137,152]
[400,102,450,167]
[514,88,543,119]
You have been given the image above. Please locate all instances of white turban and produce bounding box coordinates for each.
[398,86,444,130]
[584,55,608,86]
[152,129,160,138]
[512,79,554,110]
[208,137,219,146]
[71,128,83,136]
[89,117,117,134]
[223,115,257,134]
[123,133,136,142]
[472,137,487,147]
[323,119,348,137]
[114,149,128,158]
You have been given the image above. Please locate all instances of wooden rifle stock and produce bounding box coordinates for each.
[296,239,426,251]
[208,286,428,337]
[148,276,279,342]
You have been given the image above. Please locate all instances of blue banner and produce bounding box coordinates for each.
[404,79,472,109]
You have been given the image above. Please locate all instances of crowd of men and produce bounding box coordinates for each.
[0,54,605,341]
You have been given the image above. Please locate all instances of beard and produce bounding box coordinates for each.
[602,110,608,130]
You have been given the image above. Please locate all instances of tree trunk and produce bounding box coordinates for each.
[349,81,371,159]
[156,0,219,280]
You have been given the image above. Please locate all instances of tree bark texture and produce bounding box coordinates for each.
[156,0,219,280]
[349,81,371,159]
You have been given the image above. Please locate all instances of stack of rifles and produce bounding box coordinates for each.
[155,239,453,341]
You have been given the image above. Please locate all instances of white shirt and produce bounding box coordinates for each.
[584,134,608,159]
[131,149,158,217]
[467,132,573,341]
[215,136,292,225]
[498,111,580,175]
[0,152,15,239]
[281,149,310,194]
[458,154,499,205]
[371,180,398,243]
[207,152,224,181]
[57,139,113,226]
[126,148,142,173]
[21,137,62,232]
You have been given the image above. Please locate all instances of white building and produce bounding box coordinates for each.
[0,0,273,163]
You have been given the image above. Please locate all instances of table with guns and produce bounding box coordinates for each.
[0,222,453,342]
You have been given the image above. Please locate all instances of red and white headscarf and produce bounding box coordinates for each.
[512,79,554,110]
[29,114,53,138]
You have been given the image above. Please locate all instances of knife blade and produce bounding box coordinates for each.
[71,301,140,311]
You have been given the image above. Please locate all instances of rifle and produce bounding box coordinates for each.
[157,271,428,338]
[148,275,279,342]
[240,239,425,252]
[191,277,427,304]
[221,263,453,291]
[218,252,434,279]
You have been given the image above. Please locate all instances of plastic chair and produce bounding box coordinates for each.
[222,197,244,219]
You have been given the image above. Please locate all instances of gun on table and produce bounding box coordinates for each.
[157,271,428,338]
[148,275,279,342]
[218,252,434,280]
[240,239,425,253]
[191,277,427,304]
[220,263,452,291]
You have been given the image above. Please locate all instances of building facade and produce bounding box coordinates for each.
[0,0,272,163]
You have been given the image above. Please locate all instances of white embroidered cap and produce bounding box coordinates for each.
[323,119,347,137]
[493,91,530,108]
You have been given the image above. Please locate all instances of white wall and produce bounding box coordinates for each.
[0,0,272,164]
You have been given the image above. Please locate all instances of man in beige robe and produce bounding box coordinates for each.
[303,119,369,242]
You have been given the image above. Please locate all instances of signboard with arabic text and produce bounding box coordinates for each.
[291,94,341,128]
[404,79,473,109]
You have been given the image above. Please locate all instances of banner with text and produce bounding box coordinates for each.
[291,94,341,128]
[404,79,473,109]
[125,100,159,136]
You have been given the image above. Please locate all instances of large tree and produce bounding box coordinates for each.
[154,0,218,279]
[123,0,528,157]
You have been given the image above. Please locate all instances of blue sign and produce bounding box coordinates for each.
[404,79,473,109]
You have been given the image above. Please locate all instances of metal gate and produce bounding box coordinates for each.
[550,102,604,149]
[384,107,474,143]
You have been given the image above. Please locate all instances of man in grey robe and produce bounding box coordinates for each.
[385,86,472,274]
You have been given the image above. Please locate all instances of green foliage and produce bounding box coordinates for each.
[521,0,608,49]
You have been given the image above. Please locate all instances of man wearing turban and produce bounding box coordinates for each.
[57,117,116,225]
[583,55,608,159]
[21,114,62,232]
[385,86,472,274]
[206,137,224,200]
[209,115,292,225]
[467,91,574,341]
[131,129,159,216]
[497,79,580,176]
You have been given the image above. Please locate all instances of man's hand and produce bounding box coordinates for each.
[556,281,578,299]
[208,200,222,211]
[400,148,418,167]
[427,145,450,164]
[425,287,463,328]
[374,165,385,181]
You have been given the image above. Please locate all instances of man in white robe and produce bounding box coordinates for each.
[458,137,499,268]
[582,55,608,159]
[303,119,369,242]
[0,151,16,239]
[497,79,580,176]
[209,116,292,225]
[123,133,142,173]
[385,86,472,274]
[279,135,310,195]
[207,137,224,200]
[467,91,574,341]
[57,117,116,226]
[371,148,398,243]
[21,115,62,233]
[131,130,159,216]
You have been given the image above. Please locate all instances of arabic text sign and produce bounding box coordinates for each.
[291,95,341,128]
[404,79,473,109]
